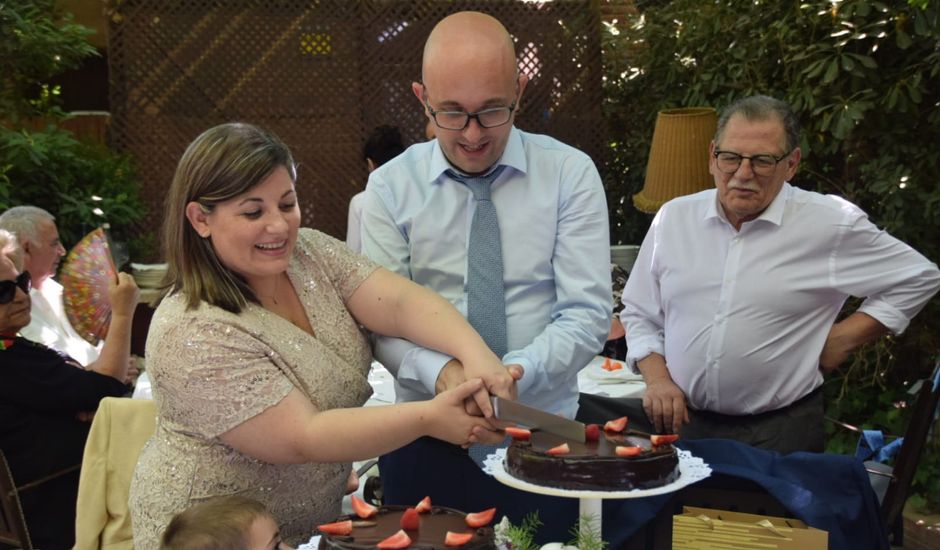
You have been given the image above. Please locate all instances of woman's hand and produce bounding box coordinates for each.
[426,378,494,446]
[436,358,522,421]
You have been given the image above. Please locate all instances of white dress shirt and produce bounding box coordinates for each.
[345,191,366,253]
[360,127,611,417]
[21,278,101,365]
[621,183,940,415]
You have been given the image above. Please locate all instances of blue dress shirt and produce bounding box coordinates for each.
[360,127,611,417]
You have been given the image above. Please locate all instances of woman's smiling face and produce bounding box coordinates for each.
[188,165,300,289]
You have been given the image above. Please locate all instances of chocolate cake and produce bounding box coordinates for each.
[318,505,496,549]
[505,429,679,491]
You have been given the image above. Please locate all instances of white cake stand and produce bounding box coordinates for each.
[485,449,711,539]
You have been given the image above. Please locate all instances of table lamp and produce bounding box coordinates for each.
[633,107,717,214]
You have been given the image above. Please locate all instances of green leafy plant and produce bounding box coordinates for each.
[0,0,96,122]
[497,512,542,550]
[0,0,146,258]
[568,515,608,550]
[601,0,940,512]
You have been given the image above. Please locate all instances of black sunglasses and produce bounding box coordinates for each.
[0,271,31,305]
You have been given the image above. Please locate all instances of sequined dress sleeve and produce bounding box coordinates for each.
[129,229,378,549]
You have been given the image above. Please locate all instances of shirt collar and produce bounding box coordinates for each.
[427,126,526,184]
[706,182,792,228]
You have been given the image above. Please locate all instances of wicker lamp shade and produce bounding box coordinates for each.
[633,107,718,214]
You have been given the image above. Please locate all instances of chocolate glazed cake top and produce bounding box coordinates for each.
[318,505,495,550]
[505,429,679,491]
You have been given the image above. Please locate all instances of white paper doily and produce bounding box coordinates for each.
[483,448,711,499]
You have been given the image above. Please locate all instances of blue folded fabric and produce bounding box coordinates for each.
[855,429,904,463]
[601,438,889,550]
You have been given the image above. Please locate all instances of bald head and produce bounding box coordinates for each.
[415,12,527,174]
[422,12,518,86]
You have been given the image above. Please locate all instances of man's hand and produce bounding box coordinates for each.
[435,359,468,394]
[820,312,888,373]
[109,272,140,318]
[464,357,520,401]
[124,355,142,384]
[608,317,625,340]
[643,378,688,434]
[637,353,688,434]
[435,358,521,412]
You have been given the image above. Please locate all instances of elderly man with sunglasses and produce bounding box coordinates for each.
[0,229,139,548]
[359,11,610,541]
[621,95,940,454]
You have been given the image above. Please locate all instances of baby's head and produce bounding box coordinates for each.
[160,495,291,550]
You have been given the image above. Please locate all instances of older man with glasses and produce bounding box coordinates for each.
[0,206,103,364]
[621,94,940,454]
[359,11,610,542]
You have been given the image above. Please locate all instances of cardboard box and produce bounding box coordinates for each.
[673,506,828,550]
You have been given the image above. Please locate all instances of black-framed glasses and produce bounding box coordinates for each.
[425,98,517,131]
[0,271,30,305]
[714,149,792,177]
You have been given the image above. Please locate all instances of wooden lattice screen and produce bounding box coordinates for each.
[107,0,605,253]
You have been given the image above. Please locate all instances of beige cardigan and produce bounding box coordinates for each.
[74,397,156,550]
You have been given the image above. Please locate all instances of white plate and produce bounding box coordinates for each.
[484,449,711,499]
[581,356,643,383]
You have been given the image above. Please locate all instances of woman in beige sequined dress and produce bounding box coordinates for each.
[129,123,511,549]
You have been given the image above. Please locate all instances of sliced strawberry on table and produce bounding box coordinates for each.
[445,531,475,547]
[465,507,497,528]
[377,529,412,549]
[604,416,628,433]
[350,494,378,519]
[415,495,432,514]
[615,445,642,457]
[505,426,531,441]
[650,434,680,446]
[317,519,352,536]
[546,442,570,456]
[584,423,601,441]
[400,507,420,530]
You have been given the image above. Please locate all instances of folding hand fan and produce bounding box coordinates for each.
[60,227,117,345]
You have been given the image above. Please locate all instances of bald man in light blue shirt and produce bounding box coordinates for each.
[361,126,610,418]
[357,11,610,541]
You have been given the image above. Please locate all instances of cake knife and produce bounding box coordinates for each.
[490,396,586,443]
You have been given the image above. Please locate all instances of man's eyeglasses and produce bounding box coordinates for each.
[713,150,792,177]
[0,271,30,305]
[425,99,516,131]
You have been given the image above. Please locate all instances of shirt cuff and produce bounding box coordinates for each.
[624,337,664,374]
[857,300,909,335]
[397,347,455,395]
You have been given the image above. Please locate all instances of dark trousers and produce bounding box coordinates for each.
[378,437,578,544]
[682,388,826,454]
[575,393,652,433]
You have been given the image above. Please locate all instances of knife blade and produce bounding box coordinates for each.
[491,396,586,443]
